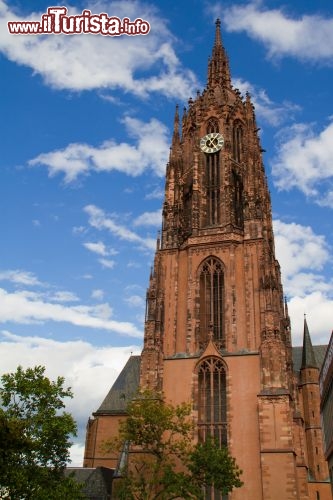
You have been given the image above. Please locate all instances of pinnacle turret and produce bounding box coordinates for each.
[171,104,180,147]
[301,317,317,369]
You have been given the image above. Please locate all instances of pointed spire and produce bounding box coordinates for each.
[214,18,222,47]
[172,104,180,147]
[207,19,231,89]
[301,316,317,369]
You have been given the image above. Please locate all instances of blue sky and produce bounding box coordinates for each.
[1,0,333,464]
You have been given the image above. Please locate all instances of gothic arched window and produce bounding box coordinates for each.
[197,357,228,500]
[232,121,243,163]
[207,117,219,134]
[205,118,221,226]
[197,357,227,446]
[199,257,224,348]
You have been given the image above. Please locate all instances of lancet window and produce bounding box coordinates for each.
[232,121,243,163]
[199,257,224,348]
[197,357,228,500]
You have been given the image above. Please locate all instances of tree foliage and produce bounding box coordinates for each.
[188,436,243,495]
[0,365,83,499]
[108,390,243,499]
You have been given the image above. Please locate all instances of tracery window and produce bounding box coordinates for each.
[199,258,224,348]
[197,357,228,500]
[207,117,219,134]
[198,357,227,445]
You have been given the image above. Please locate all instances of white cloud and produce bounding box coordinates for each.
[0,331,141,466]
[91,289,104,300]
[220,2,333,62]
[233,78,300,127]
[29,116,170,183]
[83,241,118,257]
[288,293,333,346]
[69,443,86,467]
[272,121,333,205]
[49,291,79,303]
[125,295,145,308]
[73,226,88,235]
[0,1,197,98]
[274,219,330,282]
[273,219,333,345]
[84,241,108,256]
[133,209,162,227]
[0,269,42,286]
[99,258,116,269]
[0,287,142,338]
[84,204,156,251]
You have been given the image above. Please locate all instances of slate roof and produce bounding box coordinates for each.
[95,355,141,415]
[65,466,114,499]
[301,318,318,369]
[93,349,329,412]
[292,345,327,374]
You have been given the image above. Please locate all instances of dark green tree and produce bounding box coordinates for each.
[188,435,243,496]
[0,365,83,499]
[108,390,243,499]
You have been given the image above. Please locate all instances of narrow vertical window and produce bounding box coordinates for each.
[198,357,227,500]
[232,170,243,228]
[199,258,224,348]
[206,152,220,225]
[232,122,243,163]
[206,118,221,226]
[198,358,227,445]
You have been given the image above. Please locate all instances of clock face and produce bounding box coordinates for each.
[200,132,224,154]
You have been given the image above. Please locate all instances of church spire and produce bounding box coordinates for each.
[214,16,222,47]
[171,104,180,147]
[207,19,231,88]
[301,316,317,369]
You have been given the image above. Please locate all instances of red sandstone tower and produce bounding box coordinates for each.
[84,21,331,500]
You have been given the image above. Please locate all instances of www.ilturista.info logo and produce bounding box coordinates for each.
[7,6,151,36]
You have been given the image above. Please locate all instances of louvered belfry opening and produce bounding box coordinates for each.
[206,152,220,226]
[199,257,224,348]
[205,118,221,227]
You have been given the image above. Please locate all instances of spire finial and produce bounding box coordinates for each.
[215,18,222,47]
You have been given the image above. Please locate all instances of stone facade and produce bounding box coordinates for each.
[84,20,332,500]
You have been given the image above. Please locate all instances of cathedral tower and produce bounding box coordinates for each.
[139,20,330,500]
[84,21,331,500]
